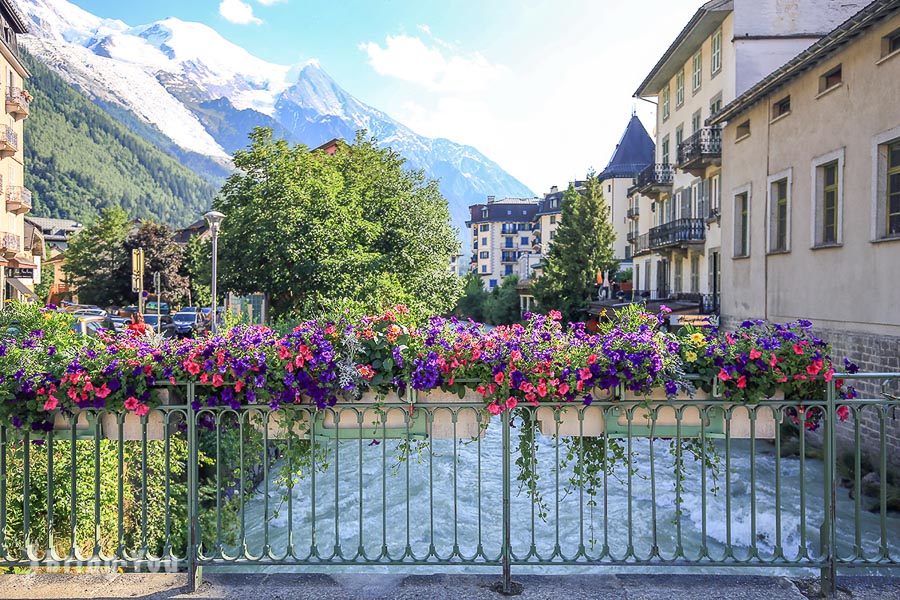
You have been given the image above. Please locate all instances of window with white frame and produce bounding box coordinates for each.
[662,86,670,121]
[811,149,844,247]
[768,171,792,253]
[733,188,750,257]
[673,257,683,293]
[690,254,700,293]
[889,141,900,237]
[691,110,701,134]
[676,70,684,107]
[692,51,702,92]
[661,135,670,164]
[710,173,721,218]
[711,28,722,75]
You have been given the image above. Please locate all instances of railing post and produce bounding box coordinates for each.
[501,408,512,593]
[186,383,202,592]
[820,379,837,597]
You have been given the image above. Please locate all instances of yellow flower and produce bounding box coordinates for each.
[690,332,706,347]
[44,313,52,320]
[600,309,608,318]
[685,350,698,362]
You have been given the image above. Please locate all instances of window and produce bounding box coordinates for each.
[881,28,900,58]
[549,230,555,240]
[661,135,670,165]
[673,258,683,293]
[691,110,701,134]
[489,279,497,288]
[768,173,792,253]
[504,265,513,276]
[481,265,487,273]
[481,237,487,246]
[692,51,702,92]
[676,69,684,107]
[662,86,670,120]
[711,28,722,74]
[549,215,557,224]
[690,254,700,293]
[887,140,900,237]
[771,96,791,120]
[482,208,488,218]
[733,190,750,257]
[521,236,529,246]
[504,237,514,248]
[736,120,750,140]
[675,124,684,148]
[479,251,489,259]
[819,64,842,93]
[821,162,839,244]
[635,264,640,293]
[710,173,721,218]
[709,94,722,117]
[811,150,844,247]
[480,224,489,232]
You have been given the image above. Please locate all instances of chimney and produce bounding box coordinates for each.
[487,195,496,203]
[550,186,558,193]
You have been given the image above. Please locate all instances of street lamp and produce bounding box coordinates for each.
[204,210,225,335]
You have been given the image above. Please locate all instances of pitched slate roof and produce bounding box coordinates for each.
[598,115,655,181]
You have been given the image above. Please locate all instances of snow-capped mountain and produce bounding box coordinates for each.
[18,0,534,235]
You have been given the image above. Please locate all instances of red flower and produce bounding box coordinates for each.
[487,403,502,415]
[124,396,139,411]
[793,344,804,355]
[736,375,747,389]
[134,403,149,417]
[494,372,505,384]
[212,373,225,387]
[749,348,762,360]
[717,368,731,382]
[837,405,850,421]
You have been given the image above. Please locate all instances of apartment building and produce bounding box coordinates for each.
[631,0,867,311]
[466,196,541,290]
[598,114,655,271]
[0,0,34,303]
[710,0,900,368]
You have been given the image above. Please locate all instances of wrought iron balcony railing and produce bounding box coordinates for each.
[635,163,674,190]
[676,127,721,172]
[627,206,640,219]
[1,231,22,258]
[6,185,32,215]
[649,218,705,249]
[632,232,650,256]
[0,125,18,157]
[6,87,30,119]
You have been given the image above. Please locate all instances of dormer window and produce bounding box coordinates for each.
[481,208,488,218]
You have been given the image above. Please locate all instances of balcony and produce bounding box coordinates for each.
[0,126,18,158]
[6,186,31,215]
[626,230,637,242]
[1,232,21,259]
[634,163,674,200]
[648,218,705,250]
[632,233,650,257]
[6,87,30,120]
[676,127,721,175]
[627,206,640,219]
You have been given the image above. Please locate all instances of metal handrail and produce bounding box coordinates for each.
[649,218,705,248]
[676,126,721,166]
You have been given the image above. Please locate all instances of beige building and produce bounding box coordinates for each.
[0,0,35,303]
[466,196,540,290]
[632,0,868,311]
[710,0,900,346]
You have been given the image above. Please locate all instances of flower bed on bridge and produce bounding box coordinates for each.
[0,301,857,435]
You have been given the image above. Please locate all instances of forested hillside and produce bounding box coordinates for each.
[22,50,220,227]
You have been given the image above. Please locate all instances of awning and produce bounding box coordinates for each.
[6,277,39,302]
[8,257,37,269]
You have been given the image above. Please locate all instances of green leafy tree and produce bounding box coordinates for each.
[484,274,521,325]
[453,271,489,322]
[65,208,188,307]
[64,207,130,306]
[183,234,212,308]
[532,178,616,323]
[34,262,55,303]
[214,128,462,318]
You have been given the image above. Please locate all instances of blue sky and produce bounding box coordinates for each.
[69,0,699,194]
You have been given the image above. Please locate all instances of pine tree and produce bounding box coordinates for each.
[531,178,617,323]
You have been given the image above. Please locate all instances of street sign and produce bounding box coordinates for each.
[131,249,144,293]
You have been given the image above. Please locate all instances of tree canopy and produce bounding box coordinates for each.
[531,178,617,323]
[213,128,462,318]
[64,207,188,307]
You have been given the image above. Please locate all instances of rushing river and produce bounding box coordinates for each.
[219,418,900,575]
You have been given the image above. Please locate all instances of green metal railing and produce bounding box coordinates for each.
[1,374,898,596]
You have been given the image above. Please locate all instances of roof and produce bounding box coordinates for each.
[598,115,656,181]
[710,0,900,125]
[0,0,29,34]
[24,216,83,238]
[467,200,541,225]
[634,0,733,97]
[173,219,209,245]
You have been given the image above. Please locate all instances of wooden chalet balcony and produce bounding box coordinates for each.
[1,232,21,259]
[6,87,30,120]
[634,163,674,200]
[676,127,721,175]
[648,218,705,250]
[0,126,18,158]
[6,186,31,215]
[632,232,650,257]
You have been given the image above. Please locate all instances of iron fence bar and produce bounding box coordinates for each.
[187,383,199,592]
[501,407,512,593]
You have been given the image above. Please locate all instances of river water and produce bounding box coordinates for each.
[222,418,899,575]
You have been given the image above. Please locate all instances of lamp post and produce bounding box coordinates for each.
[204,210,225,335]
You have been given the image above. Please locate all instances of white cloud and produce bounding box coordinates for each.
[361,34,505,93]
[219,0,262,25]
[257,0,286,5]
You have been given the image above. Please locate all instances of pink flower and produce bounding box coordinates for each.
[717,368,732,382]
[749,348,762,360]
[549,310,562,320]
[837,405,850,421]
[212,373,225,387]
[558,382,570,395]
[793,344,804,355]
[736,376,747,389]
[43,396,58,411]
[134,403,149,417]
[124,396,139,411]
[505,397,518,410]
[95,384,111,399]
[806,358,823,376]
[494,372,505,384]
[487,403,502,415]
[824,367,834,382]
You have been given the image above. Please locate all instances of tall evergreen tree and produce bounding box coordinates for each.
[531,178,616,323]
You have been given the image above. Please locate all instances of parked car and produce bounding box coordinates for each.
[108,316,129,333]
[143,314,177,337]
[145,301,171,315]
[172,310,204,337]
[72,315,111,337]
[72,308,108,318]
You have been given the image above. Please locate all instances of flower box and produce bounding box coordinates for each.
[52,410,166,441]
[538,387,780,439]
